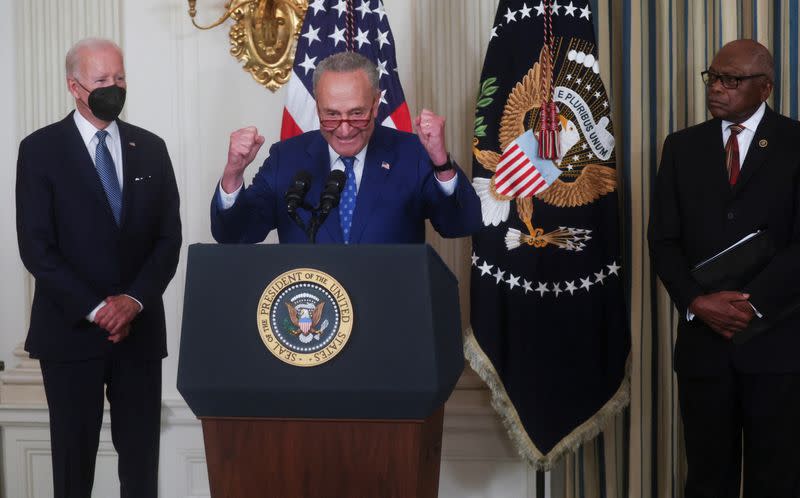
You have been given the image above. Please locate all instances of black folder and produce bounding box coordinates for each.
[691,230,800,343]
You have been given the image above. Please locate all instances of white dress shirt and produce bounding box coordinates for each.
[218,143,458,208]
[687,101,767,321]
[720,101,766,168]
[73,110,124,190]
[73,111,143,322]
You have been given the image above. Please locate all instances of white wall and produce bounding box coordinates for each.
[0,1,553,497]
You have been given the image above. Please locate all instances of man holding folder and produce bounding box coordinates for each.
[649,40,800,497]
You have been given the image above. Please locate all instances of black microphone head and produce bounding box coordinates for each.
[326,169,346,192]
[291,170,312,192]
[286,170,312,212]
[318,169,347,213]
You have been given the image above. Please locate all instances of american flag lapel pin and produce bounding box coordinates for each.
[381,161,391,171]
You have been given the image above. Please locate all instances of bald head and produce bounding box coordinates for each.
[716,39,774,83]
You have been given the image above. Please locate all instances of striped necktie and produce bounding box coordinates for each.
[338,156,357,244]
[725,123,744,186]
[95,130,122,224]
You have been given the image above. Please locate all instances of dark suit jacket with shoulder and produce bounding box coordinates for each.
[16,112,182,361]
[210,126,482,244]
[648,106,800,376]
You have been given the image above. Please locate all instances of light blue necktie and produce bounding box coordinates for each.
[95,130,122,225]
[338,156,357,244]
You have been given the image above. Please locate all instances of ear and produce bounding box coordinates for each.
[66,78,81,100]
[760,79,774,102]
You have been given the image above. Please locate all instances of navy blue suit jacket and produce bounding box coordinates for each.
[16,112,182,361]
[210,126,482,244]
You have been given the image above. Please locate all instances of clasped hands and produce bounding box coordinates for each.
[94,295,141,343]
[689,291,755,340]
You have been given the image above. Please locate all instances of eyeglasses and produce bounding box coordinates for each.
[319,116,373,131]
[701,70,765,89]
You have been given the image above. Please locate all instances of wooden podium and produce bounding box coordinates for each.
[178,244,464,498]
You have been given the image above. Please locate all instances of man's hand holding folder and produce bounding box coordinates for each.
[689,291,755,339]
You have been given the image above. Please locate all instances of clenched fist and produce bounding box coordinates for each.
[414,109,449,166]
[222,126,266,193]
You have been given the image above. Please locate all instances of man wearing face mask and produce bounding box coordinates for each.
[210,51,481,244]
[15,38,181,498]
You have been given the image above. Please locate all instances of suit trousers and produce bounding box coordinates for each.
[41,353,162,498]
[678,367,800,498]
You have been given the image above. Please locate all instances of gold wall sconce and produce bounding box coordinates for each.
[187,0,308,92]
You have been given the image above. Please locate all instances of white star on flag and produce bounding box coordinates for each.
[504,8,517,23]
[551,0,562,15]
[332,0,347,17]
[380,89,388,104]
[565,281,578,295]
[357,0,373,18]
[298,54,317,75]
[506,274,520,290]
[479,261,493,276]
[580,4,591,20]
[523,280,534,294]
[519,3,533,18]
[594,269,607,284]
[535,1,547,16]
[302,25,321,45]
[309,0,326,15]
[377,59,389,78]
[607,261,621,276]
[329,26,347,47]
[373,2,387,20]
[493,268,506,284]
[536,282,550,297]
[471,253,480,266]
[490,25,500,40]
[564,1,578,16]
[552,282,563,297]
[355,28,371,48]
[375,29,391,49]
[580,277,594,291]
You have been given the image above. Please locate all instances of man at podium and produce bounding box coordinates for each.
[210,51,481,244]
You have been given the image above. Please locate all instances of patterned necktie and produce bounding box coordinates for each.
[338,156,357,244]
[725,123,744,185]
[95,130,122,224]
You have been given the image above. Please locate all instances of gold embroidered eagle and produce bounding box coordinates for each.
[472,48,617,241]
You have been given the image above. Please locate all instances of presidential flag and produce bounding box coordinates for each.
[467,0,630,469]
[280,0,412,139]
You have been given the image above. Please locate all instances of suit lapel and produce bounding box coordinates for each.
[118,121,135,227]
[64,112,119,226]
[308,135,344,243]
[700,118,733,197]
[733,106,776,196]
[348,128,395,244]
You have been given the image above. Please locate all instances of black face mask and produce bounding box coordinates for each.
[75,80,126,122]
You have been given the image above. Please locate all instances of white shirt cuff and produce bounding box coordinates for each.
[87,301,106,322]
[435,173,458,196]
[86,295,143,323]
[218,180,243,210]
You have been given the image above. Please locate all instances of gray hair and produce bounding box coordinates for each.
[312,52,380,95]
[65,38,123,79]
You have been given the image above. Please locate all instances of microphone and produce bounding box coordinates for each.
[317,170,347,216]
[285,170,312,214]
[308,170,347,243]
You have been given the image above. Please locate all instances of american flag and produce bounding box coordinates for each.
[280,0,412,139]
[493,130,562,197]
